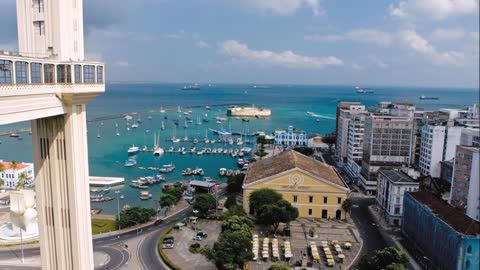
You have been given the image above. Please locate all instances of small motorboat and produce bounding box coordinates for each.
[124,159,137,167]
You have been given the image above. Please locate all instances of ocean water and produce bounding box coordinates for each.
[0,83,478,214]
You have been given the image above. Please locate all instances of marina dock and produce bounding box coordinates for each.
[0,103,250,137]
[89,176,125,186]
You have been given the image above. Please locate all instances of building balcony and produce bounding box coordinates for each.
[0,52,105,124]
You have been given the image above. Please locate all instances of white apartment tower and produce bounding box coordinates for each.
[335,102,366,166]
[344,114,366,179]
[16,0,84,60]
[0,1,105,269]
[419,124,463,177]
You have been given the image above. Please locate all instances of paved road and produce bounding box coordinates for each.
[349,195,387,263]
[0,206,192,270]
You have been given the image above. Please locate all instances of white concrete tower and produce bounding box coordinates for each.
[0,1,104,269]
[16,0,84,60]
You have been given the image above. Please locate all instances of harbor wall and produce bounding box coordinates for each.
[227,107,271,117]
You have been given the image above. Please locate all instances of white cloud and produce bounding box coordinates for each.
[399,29,465,65]
[196,40,211,49]
[351,63,364,70]
[430,28,466,40]
[471,31,480,41]
[305,29,393,47]
[390,0,479,20]
[219,40,343,69]
[229,0,324,16]
[370,57,389,69]
[113,61,130,67]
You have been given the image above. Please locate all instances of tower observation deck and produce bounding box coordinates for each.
[0,1,104,269]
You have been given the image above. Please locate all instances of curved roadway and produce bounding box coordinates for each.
[0,207,192,270]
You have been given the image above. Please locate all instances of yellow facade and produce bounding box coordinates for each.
[243,169,349,219]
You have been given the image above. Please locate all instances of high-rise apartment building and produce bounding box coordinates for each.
[0,1,105,269]
[450,146,480,221]
[360,114,414,194]
[335,102,366,166]
[344,114,366,179]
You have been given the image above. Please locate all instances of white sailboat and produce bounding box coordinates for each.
[204,128,210,144]
[153,132,164,156]
[161,121,165,130]
[177,106,182,113]
[96,126,101,138]
[115,122,120,136]
[160,107,166,113]
[172,125,180,143]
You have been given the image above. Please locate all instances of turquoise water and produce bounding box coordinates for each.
[0,83,478,214]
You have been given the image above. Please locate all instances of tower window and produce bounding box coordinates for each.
[34,21,45,36]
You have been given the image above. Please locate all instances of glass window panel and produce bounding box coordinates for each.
[83,65,95,83]
[44,64,54,83]
[74,64,81,83]
[96,66,103,83]
[15,61,28,84]
[56,65,71,83]
[30,63,42,83]
[0,60,13,84]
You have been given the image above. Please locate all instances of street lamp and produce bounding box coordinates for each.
[115,190,121,230]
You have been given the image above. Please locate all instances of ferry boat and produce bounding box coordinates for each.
[128,145,140,155]
[419,95,439,100]
[9,133,19,138]
[160,164,175,173]
[124,159,137,167]
[140,191,153,200]
[209,128,232,136]
[182,84,200,90]
[355,86,374,93]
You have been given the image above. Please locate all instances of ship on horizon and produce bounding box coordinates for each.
[182,83,200,90]
[419,94,439,100]
[355,86,374,94]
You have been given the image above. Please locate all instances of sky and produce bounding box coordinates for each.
[0,0,479,88]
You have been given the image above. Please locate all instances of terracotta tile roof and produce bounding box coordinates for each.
[244,150,347,188]
[409,191,480,236]
[0,161,30,170]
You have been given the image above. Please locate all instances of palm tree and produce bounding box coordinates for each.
[10,161,18,189]
[342,198,353,220]
[0,163,5,188]
[17,172,28,189]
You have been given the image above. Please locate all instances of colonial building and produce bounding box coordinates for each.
[243,150,350,220]
[376,169,419,226]
[274,126,307,147]
[0,160,34,188]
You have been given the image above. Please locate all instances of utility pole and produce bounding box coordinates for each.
[115,190,121,229]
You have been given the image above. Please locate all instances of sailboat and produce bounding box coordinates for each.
[172,125,180,143]
[96,126,101,138]
[177,106,182,113]
[115,123,120,136]
[183,129,189,141]
[183,118,188,129]
[204,129,210,144]
[160,107,166,113]
[153,132,164,156]
[161,121,165,130]
[137,114,142,123]
[196,116,202,125]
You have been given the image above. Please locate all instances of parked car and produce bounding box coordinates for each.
[196,231,208,238]
[162,236,175,249]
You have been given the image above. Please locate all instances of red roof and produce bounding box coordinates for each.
[0,162,30,170]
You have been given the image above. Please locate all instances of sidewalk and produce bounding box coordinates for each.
[368,205,423,270]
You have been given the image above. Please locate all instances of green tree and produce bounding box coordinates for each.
[342,198,353,220]
[0,163,5,188]
[193,193,216,217]
[225,194,238,208]
[254,148,268,160]
[248,188,282,214]
[222,215,253,236]
[358,247,409,270]
[386,263,408,270]
[164,185,186,200]
[223,205,246,218]
[10,161,18,187]
[160,193,177,208]
[256,200,298,232]
[115,207,156,229]
[213,231,253,270]
[268,263,291,270]
[227,173,245,194]
[17,172,28,189]
[322,133,336,152]
[293,147,314,156]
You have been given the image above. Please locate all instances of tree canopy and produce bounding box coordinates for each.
[268,263,291,270]
[159,193,178,208]
[248,188,283,214]
[193,193,216,217]
[293,147,314,156]
[221,215,253,236]
[227,173,245,194]
[116,207,156,229]
[213,230,253,270]
[358,247,409,270]
[256,200,298,232]
[322,132,336,152]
